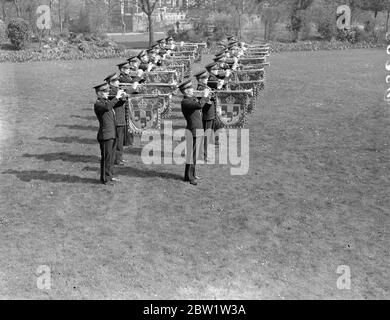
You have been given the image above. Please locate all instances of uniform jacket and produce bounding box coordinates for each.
[207,74,228,90]
[197,83,215,121]
[181,95,208,136]
[109,86,127,126]
[118,73,133,84]
[139,62,150,71]
[94,97,118,141]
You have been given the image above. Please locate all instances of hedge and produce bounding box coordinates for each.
[0,47,137,63]
[0,39,386,63]
[207,40,386,55]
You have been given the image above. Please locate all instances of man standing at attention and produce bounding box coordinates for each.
[93,83,125,185]
[194,70,215,162]
[104,73,128,166]
[178,79,210,186]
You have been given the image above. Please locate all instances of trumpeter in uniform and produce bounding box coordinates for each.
[93,83,125,184]
[194,70,215,162]
[205,62,229,90]
[179,79,211,185]
[104,73,128,166]
[117,61,133,84]
[138,50,153,72]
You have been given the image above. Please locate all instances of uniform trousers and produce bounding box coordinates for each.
[99,138,116,183]
[184,134,202,182]
[203,119,214,158]
[115,126,125,163]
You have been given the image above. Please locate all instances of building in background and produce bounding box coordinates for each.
[111,0,191,32]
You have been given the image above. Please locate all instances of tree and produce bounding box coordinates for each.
[287,0,314,41]
[386,0,390,32]
[261,6,281,41]
[1,0,21,20]
[138,0,159,46]
[358,0,386,18]
[58,0,62,32]
[10,0,20,17]
[357,0,387,38]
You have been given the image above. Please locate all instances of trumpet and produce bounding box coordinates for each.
[193,85,216,99]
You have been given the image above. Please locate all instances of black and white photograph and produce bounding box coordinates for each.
[0,0,388,303]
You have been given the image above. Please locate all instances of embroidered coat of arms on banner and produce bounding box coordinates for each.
[215,91,253,129]
[126,95,165,135]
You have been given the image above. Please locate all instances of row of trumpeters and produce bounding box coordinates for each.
[119,41,270,134]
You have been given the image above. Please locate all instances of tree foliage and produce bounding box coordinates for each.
[7,17,30,49]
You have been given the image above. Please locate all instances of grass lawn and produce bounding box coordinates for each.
[0,49,389,299]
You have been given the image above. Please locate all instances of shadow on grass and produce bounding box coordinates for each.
[55,124,98,131]
[70,115,97,121]
[23,152,99,163]
[39,136,96,145]
[172,124,185,130]
[3,170,98,184]
[82,166,183,181]
[124,146,181,158]
[125,146,143,156]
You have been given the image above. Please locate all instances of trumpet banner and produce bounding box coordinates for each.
[233,69,264,82]
[142,86,175,119]
[144,71,178,84]
[174,50,195,58]
[241,62,270,70]
[167,64,185,83]
[166,57,192,77]
[215,91,252,129]
[143,84,177,95]
[176,43,204,62]
[240,57,267,65]
[244,53,269,58]
[127,95,165,135]
[226,82,259,113]
[176,44,197,52]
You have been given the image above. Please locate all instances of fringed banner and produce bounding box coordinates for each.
[215,91,253,129]
[142,85,177,119]
[144,71,178,84]
[166,57,192,78]
[127,95,163,135]
[173,50,196,59]
[166,64,185,83]
[143,83,178,95]
[177,42,206,62]
[241,62,270,70]
[120,84,175,119]
[176,44,198,52]
[233,69,264,82]
[226,82,260,113]
[245,52,269,58]
[240,57,267,65]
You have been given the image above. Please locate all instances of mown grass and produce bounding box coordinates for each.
[0,49,389,299]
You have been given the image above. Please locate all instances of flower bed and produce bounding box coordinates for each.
[0,46,136,63]
[207,40,386,56]
[0,38,386,63]
[0,33,137,63]
[268,40,386,53]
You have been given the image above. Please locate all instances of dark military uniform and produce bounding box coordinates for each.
[181,95,208,182]
[109,86,127,164]
[139,62,150,72]
[197,83,215,159]
[94,96,119,184]
[118,73,136,145]
[118,72,134,84]
[206,73,226,142]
